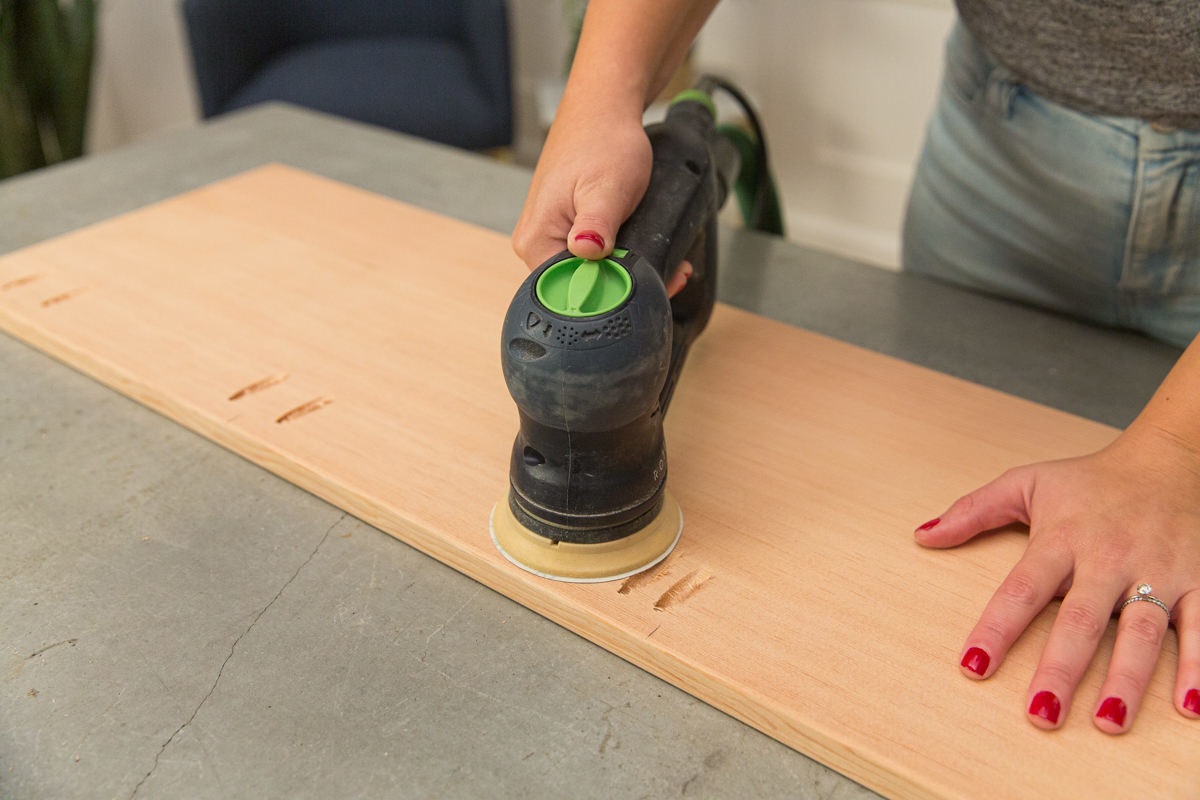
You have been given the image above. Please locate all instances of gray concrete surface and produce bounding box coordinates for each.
[0,105,1183,800]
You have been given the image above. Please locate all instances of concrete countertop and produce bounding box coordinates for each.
[0,104,1182,800]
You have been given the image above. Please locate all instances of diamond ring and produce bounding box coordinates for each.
[1118,583,1170,618]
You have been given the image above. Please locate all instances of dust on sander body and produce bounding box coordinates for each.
[492,91,747,582]
[492,250,683,582]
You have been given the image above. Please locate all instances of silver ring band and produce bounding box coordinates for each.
[1119,583,1171,619]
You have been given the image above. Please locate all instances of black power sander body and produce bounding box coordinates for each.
[492,86,768,582]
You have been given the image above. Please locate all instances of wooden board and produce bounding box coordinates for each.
[1,165,1194,799]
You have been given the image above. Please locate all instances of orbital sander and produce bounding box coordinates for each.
[492,78,782,582]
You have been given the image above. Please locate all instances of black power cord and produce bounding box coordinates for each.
[695,73,784,236]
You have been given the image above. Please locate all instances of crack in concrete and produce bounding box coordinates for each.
[420,585,484,660]
[128,512,347,798]
[27,638,78,659]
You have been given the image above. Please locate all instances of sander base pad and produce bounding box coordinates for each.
[490,491,682,583]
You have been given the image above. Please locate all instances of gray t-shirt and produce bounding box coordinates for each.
[956,0,1199,130]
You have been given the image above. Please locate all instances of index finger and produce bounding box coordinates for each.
[958,542,1073,681]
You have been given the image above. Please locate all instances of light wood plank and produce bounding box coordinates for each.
[1,165,1194,799]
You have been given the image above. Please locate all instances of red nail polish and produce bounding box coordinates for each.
[961,647,989,676]
[574,231,605,249]
[1029,690,1061,724]
[1096,696,1127,727]
[1184,689,1200,714]
[916,518,941,532]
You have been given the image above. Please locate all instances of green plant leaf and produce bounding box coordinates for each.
[0,0,95,177]
[0,1,48,176]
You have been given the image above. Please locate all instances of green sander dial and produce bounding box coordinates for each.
[535,256,632,318]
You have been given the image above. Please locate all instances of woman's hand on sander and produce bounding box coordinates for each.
[510,112,693,296]
[512,111,652,271]
[511,0,718,295]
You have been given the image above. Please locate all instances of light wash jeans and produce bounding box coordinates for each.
[903,22,1200,348]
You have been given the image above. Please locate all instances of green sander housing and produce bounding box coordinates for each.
[494,84,771,581]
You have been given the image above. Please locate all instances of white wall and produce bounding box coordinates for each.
[84,0,955,269]
[86,0,199,153]
[695,0,954,267]
[507,0,574,164]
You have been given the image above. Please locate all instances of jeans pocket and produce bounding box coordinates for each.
[943,22,1021,119]
[942,23,988,105]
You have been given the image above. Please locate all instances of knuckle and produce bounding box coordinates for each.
[1175,591,1200,630]
[1106,666,1149,695]
[1177,654,1200,676]
[1042,518,1085,546]
[999,466,1026,484]
[1118,614,1166,648]
[512,240,529,262]
[973,617,1014,646]
[511,229,533,260]
[948,491,977,515]
[996,572,1041,610]
[1036,659,1079,688]
[948,489,989,525]
[953,501,985,529]
[1088,545,1134,573]
[1056,601,1108,640]
[574,174,618,204]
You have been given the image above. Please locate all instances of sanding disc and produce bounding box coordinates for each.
[490,491,682,583]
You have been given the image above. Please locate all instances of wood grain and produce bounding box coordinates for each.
[1,165,1194,799]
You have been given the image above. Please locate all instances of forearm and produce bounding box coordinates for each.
[512,0,718,268]
[561,0,719,121]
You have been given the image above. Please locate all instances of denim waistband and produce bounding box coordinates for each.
[956,20,1200,152]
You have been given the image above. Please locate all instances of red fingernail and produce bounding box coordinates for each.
[574,231,605,249]
[961,647,989,676]
[1096,696,1127,726]
[1029,690,1061,724]
[916,518,941,532]
[1184,689,1200,714]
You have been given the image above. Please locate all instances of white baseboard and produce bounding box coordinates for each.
[782,206,902,271]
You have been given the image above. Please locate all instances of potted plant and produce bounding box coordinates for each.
[0,0,96,179]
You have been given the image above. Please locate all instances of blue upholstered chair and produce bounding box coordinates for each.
[182,0,512,150]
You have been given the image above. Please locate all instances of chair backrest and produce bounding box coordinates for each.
[278,0,468,47]
[183,0,512,145]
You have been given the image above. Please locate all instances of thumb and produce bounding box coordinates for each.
[915,466,1034,548]
[567,182,640,261]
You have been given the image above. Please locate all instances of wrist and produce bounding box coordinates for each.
[1109,418,1200,480]
[558,36,653,122]
[567,0,705,114]
[548,76,648,152]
